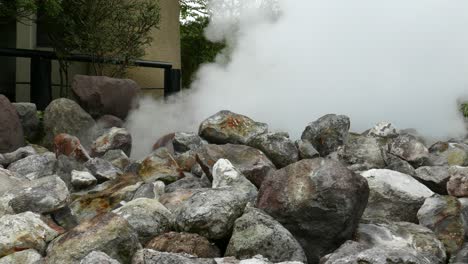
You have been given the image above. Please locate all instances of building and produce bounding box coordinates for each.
[0,0,181,103]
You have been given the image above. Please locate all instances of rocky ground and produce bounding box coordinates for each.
[1,93,468,264]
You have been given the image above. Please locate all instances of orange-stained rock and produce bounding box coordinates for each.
[146,232,221,258]
[54,133,90,162]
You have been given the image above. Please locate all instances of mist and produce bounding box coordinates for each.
[126,0,468,158]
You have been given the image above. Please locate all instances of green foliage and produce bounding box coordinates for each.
[0,0,61,22]
[461,103,468,118]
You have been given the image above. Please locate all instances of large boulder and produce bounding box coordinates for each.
[72,75,140,119]
[7,152,56,180]
[225,206,307,263]
[45,213,140,263]
[417,195,465,257]
[43,98,96,148]
[336,133,387,171]
[321,220,446,264]
[300,114,350,156]
[196,144,275,187]
[0,168,25,196]
[256,158,369,263]
[360,169,434,223]
[90,127,132,157]
[175,188,249,240]
[113,198,173,244]
[247,132,299,168]
[146,232,221,258]
[12,102,40,141]
[0,212,59,257]
[388,134,429,167]
[0,95,25,153]
[198,110,268,145]
[0,175,69,216]
[0,249,42,264]
[414,166,451,194]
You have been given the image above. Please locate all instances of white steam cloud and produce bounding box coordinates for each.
[126,0,468,158]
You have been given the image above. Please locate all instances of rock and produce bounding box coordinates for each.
[367,122,398,138]
[256,158,369,263]
[429,142,468,166]
[447,166,468,197]
[132,249,215,264]
[459,198,468,238]
[384,152,416,176]
[72,75,140,119]
[84,158,122,182]
[102,150,131,171]
[113,198,173,244]
[0,145,36,167]
[212,159,258,203]
[90,127,132,157]
[0,168,25,196]
[336,133,387,171]
[69,173,141,222]
[43,98,96,148]
[56,154,87,188]
[139,148,183,184]
[196,144,275,187]
[175,150,199,172]
[414,166,451,194]
[0,249,42,264]
[158,189,199,213]
[96,115,124,129]
[321,220,446,264]
[165,173,211,193]
[300,114,350,156]
[133,181,165,200]
[360,169,434,222]
[7,152,56,180]
[225,206,306,263]
[295,140,319,160]
[173,132,207,153]
[388,134,429,167]
[80,251,121,264]
[175,188,249,240]
[247,132,299,168]
[0,95,25,153]
[199,110,268,145]
[146,232,221,258]
[0,212,59,257]
[417,195,465,256]
[71,170,98,190]
[45,213,140,264]
[54,133,91,163]
[452,243,468,264]
[12,102,40,141]
[0,175,69,215]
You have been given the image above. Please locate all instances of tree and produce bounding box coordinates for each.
[0,0,61,22]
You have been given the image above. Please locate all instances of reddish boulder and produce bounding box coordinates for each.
[145,232,221,258]
[0,95,25,153]
[54,133,91,162]
[72,75,140,119]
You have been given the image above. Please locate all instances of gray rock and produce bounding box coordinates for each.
[84,158,122,182]
[90,127,132,157]
[360,169,434,223]
[0,145,36,167]
[173,132,207,153]
[256,158,369,263]
[367,122,398,138]
[247,132,299,168]
[113,198,173,244]
[447,166,468,197]
[102,150,131,171]
[459,198,468,238]
[0,175,70,216]
[45,213,141,264]
[196,144,275,187]
[175,188,249,240]
[7,152,56,180]
[0,249,42,264]
[451,243,468,264]
[417,195,465,256]
[225,206,307,263]
[158,189,201,213]
[146,232,221,258]
[414,166,451,194]
[212,159,258,203]
[429,142,468,166]
[132,249,215,264]
[384,152,416,176]
[199,110,268,145]
[71,170,98,190]
[337,133,387,171]
[295,140,319,159]
[0,95,25,153]
[301,114,350,156]
[13,102,40,141]
[43,98,96,148]
[0,212,59,257]
[138,148,182,184]
[0,168,25,196]
[165,173,211,193]
[388,134,429,167]
[80,251,121,264]
[133,181,165,200]
[56,154,87,188]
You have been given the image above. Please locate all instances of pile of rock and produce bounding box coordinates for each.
[2,95,468,264]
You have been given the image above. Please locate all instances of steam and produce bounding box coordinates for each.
[126,0,468,158]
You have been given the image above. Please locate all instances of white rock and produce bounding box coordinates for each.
[368,122,398,138]
[0,249,42,264]
[71,170,97,189]
[7,153,56,180]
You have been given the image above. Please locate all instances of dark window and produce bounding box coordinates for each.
[36,9,52,47]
